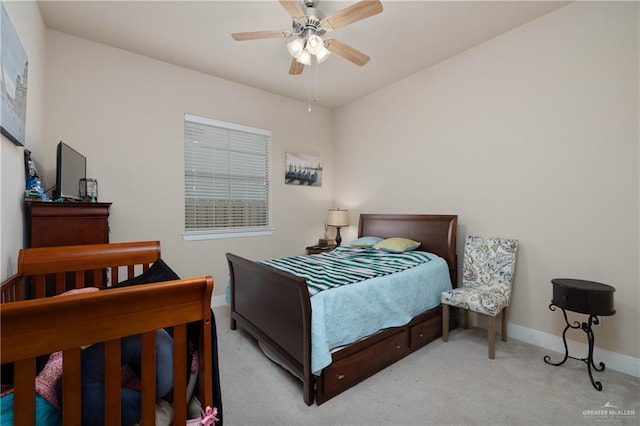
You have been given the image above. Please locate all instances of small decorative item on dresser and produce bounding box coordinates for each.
[79,178,98,202]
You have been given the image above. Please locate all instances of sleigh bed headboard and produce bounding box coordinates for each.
[358,214,458,287]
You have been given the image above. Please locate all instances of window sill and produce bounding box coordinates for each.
[182,229,274,241]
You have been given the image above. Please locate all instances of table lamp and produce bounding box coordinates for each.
[326,209,350,246]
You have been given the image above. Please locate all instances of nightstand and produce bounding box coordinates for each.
[305,245,336,255]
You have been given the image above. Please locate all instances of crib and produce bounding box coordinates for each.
[0,241,217,425]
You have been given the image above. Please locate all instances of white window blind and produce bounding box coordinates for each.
[184,114,272,240]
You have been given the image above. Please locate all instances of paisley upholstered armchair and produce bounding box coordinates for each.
[441,236,519,359]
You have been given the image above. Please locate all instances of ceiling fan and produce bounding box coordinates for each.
[231,0,383,75]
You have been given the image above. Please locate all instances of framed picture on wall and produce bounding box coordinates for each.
[1,4,29,147]
[285,152,323,187]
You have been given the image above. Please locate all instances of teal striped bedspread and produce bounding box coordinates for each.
[259,246,435,296]
[259,246,452,374]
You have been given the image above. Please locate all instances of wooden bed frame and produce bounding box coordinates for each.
[226,214,458,405]
[0,241,214,425]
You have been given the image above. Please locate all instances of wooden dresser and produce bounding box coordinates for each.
[25,201,111,248]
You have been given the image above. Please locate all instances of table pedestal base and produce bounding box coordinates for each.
[544,303,606,391]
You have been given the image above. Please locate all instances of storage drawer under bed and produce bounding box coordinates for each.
[319,329,409,399]
[410,315,441,349]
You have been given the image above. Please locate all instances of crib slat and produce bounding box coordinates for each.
[111,266,119,286]
[173,324,188,424]
[0,273,21,302]
[17,278,25,301]
[75,270,84,289]
[34,275,45,299]
[62,348,82,426]
[93,269,101,286]
[199,309,214,409]
[128,264,135,279]
[55,272,65,294]
[141,331,156,425]
[17,279,24,301]
[104,339,122,425]
[13,358,36,426]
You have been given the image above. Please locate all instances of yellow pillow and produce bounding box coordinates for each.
[374,237,421,253]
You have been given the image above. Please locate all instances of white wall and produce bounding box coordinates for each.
[2,0,637,369]
[1,1,46,280]
[43,30,334,298]
[334,2,639,360]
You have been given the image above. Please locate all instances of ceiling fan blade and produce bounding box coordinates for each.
[231,30,291,41]
[321,0,383,31]
[289,59,305,75]
[279,0,305,18]
[325,38,370,66]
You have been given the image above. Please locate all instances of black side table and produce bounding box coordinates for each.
[544,278,615,391]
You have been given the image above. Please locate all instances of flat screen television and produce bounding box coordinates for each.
[53,141,86,200]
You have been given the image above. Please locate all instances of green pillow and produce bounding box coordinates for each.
[374,237,421,253]
[348,236,383,248]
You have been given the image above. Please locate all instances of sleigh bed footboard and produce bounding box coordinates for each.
[226,253,314,405]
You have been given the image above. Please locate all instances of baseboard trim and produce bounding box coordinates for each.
[508,322,640,378]
[209,295,639,378]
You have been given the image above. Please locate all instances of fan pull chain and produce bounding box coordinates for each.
[314,57,319,105]
[308,58,312,112]
[308,57,319,112]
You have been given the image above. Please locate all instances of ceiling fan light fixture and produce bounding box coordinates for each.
[287,38,305,58]
[296,50,312,65]
[305,34,324,55]
[231,0,384,86]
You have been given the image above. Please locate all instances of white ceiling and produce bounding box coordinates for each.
[37,0,570,109]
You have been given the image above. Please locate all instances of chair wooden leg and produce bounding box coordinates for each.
[442,304,449,342]
[463,309,470,329]
[488,315,495,359]
[501,307,508,342]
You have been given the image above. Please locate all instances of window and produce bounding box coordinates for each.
[183,114,272,240]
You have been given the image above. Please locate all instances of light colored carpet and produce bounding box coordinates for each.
[213,306,639,426]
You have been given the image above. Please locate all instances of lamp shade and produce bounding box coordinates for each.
[326,209,350,227]
[316,46,331,64]
[296,50,311,65]
[306,34,324,55]
[287,38,305,58]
